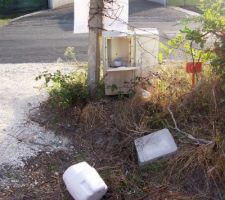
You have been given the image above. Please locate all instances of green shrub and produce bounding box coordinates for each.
[36,69,105,109]
[36,70,89,109]
[161,0,225,91]
[0,0,11,8]
[63,47,77,62]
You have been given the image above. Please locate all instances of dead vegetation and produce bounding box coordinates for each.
[76,66,225,199]
[2,63,225,200]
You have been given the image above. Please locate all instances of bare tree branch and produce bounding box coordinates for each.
[167,103,213,145]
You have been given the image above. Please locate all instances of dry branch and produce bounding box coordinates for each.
[167,103,213,145]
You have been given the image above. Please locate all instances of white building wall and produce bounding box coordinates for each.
[48,0,73,9]
[148,0,167,6]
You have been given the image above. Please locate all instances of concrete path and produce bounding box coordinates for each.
[0,1,189,64]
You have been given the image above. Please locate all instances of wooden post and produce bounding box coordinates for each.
[88,0,103,97]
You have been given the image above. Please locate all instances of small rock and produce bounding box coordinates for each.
[54,172,59,176]
[57,57,63,63]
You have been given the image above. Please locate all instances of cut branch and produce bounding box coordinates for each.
[167,103,213,145]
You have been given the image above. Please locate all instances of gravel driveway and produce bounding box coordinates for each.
[0,0,188,63]
[0,63,74,171]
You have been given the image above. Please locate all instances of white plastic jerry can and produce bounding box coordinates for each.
[63,162,108,200]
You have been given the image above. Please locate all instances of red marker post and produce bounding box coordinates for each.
[186,62,202,88]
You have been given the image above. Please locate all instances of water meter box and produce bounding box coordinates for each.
[63,162,108,200]
[102,28,159,95]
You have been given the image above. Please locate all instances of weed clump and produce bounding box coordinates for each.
[36,69,89,109]
[36,68,105,109]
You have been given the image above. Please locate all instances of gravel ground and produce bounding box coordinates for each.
[0,63,74,170]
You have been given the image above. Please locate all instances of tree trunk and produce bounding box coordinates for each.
[88,0,103,97]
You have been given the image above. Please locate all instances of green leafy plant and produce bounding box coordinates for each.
[160,24,212,64]
[64,47,77,62]
[36,70,89,109]
[0,0,12,8]
[36,69,105,109]
[161,0,225,89]
[212,32,225,89]
[188,0,225,87]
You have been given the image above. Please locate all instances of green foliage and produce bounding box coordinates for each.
[48,164,57,172]
[141,161,166,173]
[161,0,225,87]
[161,25,212,63]
[64,47,77,62]
[0,0,12,8]
[159,34,183,63]
[36,70,89,109]
[212,33,225,86]
[154,64,192,104]
[36,45,109,109]
[36,69,105,109]
[198,0,225,86]
[199,0,225,32]
[108,83,134,99]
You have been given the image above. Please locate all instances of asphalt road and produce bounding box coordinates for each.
[0,0,187,63]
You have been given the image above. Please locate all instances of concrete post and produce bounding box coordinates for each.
[88,0,103,97]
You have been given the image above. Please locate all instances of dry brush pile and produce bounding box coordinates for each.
[33,62,224,199]
[6,60,221,200]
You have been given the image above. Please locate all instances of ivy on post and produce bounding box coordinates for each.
[88,0,103,97]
